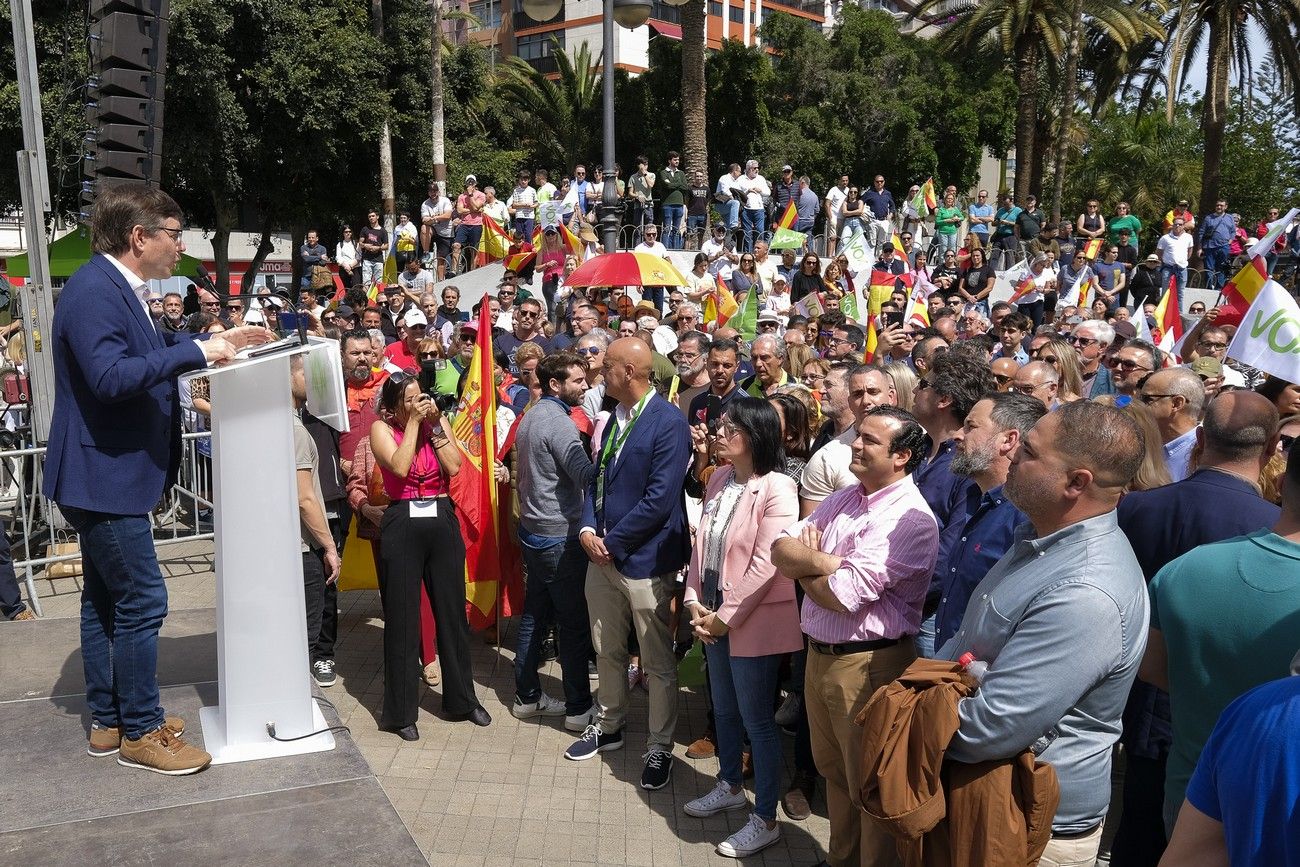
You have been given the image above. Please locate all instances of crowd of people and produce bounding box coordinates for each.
[13,177,1300,867]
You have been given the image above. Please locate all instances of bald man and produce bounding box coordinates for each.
[568,338,692,792]
[991,357,1020,392]
[1139,368,1205,481]
[1013,361,1060,409]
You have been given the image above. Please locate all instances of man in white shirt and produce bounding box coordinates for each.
[737,160,770,253]
[397,258,434,303]
[700,225,738,282]
[634,225,671,312]
[507,170,538,242]
[799,364,896,516]
[423,185,455,281]
[824,174,850,258]
[1156,218,1195,308]
[482,186,510,228]
[715,163,743,237]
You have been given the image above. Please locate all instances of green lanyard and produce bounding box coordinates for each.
[595,391,652,517]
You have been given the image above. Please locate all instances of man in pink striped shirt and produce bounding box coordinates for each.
[773,405,939,867]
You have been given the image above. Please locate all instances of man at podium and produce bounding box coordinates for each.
[44,186,272,776]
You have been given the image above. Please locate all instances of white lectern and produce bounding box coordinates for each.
[186,337,349,764]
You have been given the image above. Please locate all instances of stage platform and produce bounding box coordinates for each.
[0,608,427,866]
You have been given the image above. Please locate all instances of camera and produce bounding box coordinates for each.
[429,391,460,414]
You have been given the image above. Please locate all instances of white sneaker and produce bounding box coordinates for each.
[716,813,780,858]
[511,693,566,719]
[684,779,749,817]
[564,705,598,732]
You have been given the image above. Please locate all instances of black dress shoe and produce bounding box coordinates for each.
[449,706,492,727]
[381,723,419,741]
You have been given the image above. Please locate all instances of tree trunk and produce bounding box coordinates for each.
[1049,0,1084,223]
[372,0,396,229]
[290,225,305,291]
[680,0,708,175]
[1029,108,1051,202]
[1198,7,1232,219]
[1012,34,1039,205]
[431,0,446,186]
[240,223,275,293]
[210,193,234,291]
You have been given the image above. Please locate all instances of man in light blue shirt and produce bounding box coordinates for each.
[967,189,995,248]
[1139,367,1204,482]
[938,401,1149,864]
[1196,199,1236,292]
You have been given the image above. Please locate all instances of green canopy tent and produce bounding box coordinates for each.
[5,229,203,278]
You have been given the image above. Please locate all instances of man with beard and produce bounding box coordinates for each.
[160,292,186,332]
[671,331,711,417]
[512,352,598,733]
[339,330,388,477]
[936,401,1149,865]
[933,392,1044,648]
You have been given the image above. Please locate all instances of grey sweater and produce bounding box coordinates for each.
[516,398,595,538]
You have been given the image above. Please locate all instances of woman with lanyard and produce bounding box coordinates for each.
[370,374,490,739]
[682,398,800,858]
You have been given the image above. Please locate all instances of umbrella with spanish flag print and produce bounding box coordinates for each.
[561,251,692,290]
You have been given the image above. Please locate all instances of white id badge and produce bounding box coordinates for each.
[408,499,438,518]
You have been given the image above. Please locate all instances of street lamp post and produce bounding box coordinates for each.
[521,0,685,252]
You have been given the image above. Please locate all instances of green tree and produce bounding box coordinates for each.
[495,41,603,171]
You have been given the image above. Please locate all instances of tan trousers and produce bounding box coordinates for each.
[585,562,678,751]
[806,639,917,867]
[1037,824,1103,866]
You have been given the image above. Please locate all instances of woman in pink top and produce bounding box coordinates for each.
[682,397,801,858]
[370,374,490,739]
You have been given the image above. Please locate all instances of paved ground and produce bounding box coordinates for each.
[26,541,833,866]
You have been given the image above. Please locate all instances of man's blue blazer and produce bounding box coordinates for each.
[44,254,208,516]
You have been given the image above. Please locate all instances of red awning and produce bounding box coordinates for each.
[649,19,682,39]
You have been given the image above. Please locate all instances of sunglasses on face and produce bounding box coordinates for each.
[459,332,476,341]
[576,347,602,355]
[1070,336,1097,347]
[418,352,439,359]
[1199,341,1227,350]
[1107,358,1149,371]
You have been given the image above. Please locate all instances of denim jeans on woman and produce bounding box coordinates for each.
[704,636,784,821]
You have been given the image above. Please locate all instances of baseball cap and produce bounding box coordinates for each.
[243,309,266,326]
[1111,321,1137,340]
[781,165,793,172]
[403,309,429,328]
[1145,253,1159,263]
[465,174,477,184]
[757,310,780,324]
[1189,357,1223,378]
[773,274,788,285]
[336,304,355,319]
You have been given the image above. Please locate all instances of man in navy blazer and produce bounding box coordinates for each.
[1111,391,1281,864]
[566,337,690,790]
[46,186,270,775]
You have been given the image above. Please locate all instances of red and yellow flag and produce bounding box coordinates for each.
[477,215,514,266]
[921,177,937,210]
[1082,238,1103,260]
[448,304,506,630]
[1008,272,1036,305]
[863,317,878,363]
[534,223,584,259]
[711,274,740,325]
[776,201,797,231]
[1215,255,1268,328]
[1153,275,1183,361]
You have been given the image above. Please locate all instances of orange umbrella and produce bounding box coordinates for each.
[562,251,690,289]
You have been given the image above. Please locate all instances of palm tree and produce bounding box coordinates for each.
[1132,0,1300,217]
[911,0,1161,204]
[496,41,602,169]
[680,0,708,175]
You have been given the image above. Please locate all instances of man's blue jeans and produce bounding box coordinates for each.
[64,506,168,739]
[721,199,740,231]
[515,531,594,716]
[1158,264,1186,308]
[1202,244,1230,292]
[741,208,766,252]
[662,204,685,249]
[704,638,783,821]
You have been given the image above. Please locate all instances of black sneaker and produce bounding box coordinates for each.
[564,724,623,761]
[540,634,558,662]
[311,659,336,687]
[640,748,673,790]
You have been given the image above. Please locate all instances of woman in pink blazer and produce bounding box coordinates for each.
[682,397,802,859]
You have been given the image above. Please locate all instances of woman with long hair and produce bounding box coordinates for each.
[784,343,814,385]
[883,361,919,413]
[1258,376,1300,418]
[769,391,813,481]
[683,398,800,858]
[1036,337,1086,402]
[370,373,488,738]
[731,252,761,298]
[789,253,824,303]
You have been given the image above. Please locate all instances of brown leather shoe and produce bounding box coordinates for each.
[685,732,716,760]
[782,770,817,821]
[118,725,211,775]
[11,608,36,621]
[89,716,186,757]
[741,749,754,779]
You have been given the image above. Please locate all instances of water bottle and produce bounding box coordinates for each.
[958,651,988,683]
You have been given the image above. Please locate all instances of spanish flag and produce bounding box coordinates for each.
[477,215,513,266]
[1215,256,1268,328]
[863,317,878,363]
[709,274,740,325]
[921,177,937,211]
[776,201,797,230]
[1008,272,1036,305]
[868,268,899,317]
[1153,275,1183,361]
[448,304,509,630]
[1082,238,1103,260]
